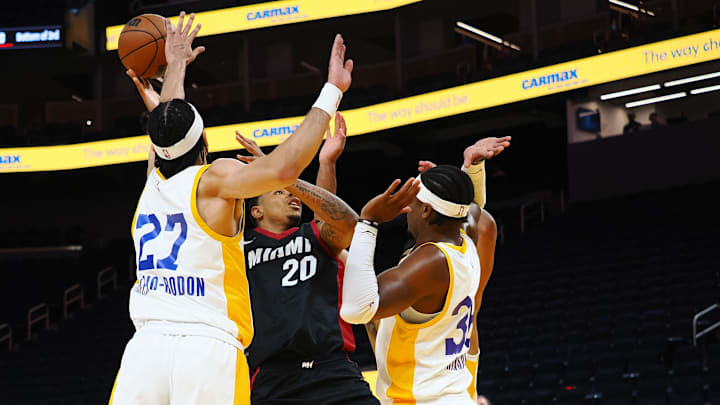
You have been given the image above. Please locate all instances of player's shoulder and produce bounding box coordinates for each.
[403,243,449,272]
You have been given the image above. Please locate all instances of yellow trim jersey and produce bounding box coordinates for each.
[129,165,253,347]
[375,232,481,405]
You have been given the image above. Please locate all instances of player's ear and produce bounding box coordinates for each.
[420,203,433,220]
[251,205,263,221]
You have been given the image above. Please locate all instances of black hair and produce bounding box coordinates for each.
[149,99,206,178]
[245,196,260,229]
[420,164,474,225]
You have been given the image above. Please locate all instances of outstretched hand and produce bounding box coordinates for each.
[235,131,265,163]
[126,69,160,112]
[319,112,347,164]
[360,178,421,224]
[462,136,511,167]
[165,11,205,66]
[327,34,353,93]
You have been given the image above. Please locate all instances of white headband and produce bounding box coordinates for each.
[152,103,204,160]
[416,174,471,218]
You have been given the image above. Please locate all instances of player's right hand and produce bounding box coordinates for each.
[360,178,420,224]
[235,131,266,163]
[319,112,347,164]
[327,34,353,93]
[462,136,511,167]
[165,11,205,66]
[126,69,160,111]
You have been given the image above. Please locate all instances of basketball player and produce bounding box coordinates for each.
[110,10,354,404]
[340,136,510,404]
[232,118,378,404]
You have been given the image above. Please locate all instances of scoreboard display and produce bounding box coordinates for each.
[0,25,62,50]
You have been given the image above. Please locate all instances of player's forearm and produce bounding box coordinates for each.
[286,179,357,232]
[267,108,330,182]
[159,61,186,102]
[340,222,380,325]
[316,158,338,195]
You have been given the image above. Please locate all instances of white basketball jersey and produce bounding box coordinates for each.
[129,165,253,347]
[375,232,481,405]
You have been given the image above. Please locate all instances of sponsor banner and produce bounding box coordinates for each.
[105,0,421,50]
[5,28,720,173]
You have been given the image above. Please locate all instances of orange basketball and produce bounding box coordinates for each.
[118,14,167,79]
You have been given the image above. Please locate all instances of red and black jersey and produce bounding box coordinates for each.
[243,221,355,370]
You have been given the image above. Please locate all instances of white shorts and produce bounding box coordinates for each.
[109,322,249,405]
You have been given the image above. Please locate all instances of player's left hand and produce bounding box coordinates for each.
[235,131,265,163]
[319,112,347,164]
[360,178,420,224]
[463,136,511,167]
[127,69,160,112]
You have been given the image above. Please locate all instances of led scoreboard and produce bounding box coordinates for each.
[0,25,62,50]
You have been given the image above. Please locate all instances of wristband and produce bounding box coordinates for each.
[312,83,343,117]
[462,160,486,208]
[358,218,379,229]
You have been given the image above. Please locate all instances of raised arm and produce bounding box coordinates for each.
[316,113,347,194]
[160,12,205,103]
[203,34,353,200]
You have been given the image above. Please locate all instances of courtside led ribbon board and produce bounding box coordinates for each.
[105,0,422,51]
[5,28,720,173]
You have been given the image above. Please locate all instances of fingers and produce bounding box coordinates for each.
[182,13,195,36]
[390,178,419,208]
[382,179,402,197]
[189,23,202,42]
[177,11,185,34]
[335,112,346,135]
[236,155,256,163]
[344,59,354,74]
[235,131,256,146]
[331,34,343,62]
[189,46,205,62]
[165,18,175,34]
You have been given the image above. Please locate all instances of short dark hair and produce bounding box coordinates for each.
[149,99,205,178]
[420,165,474,225]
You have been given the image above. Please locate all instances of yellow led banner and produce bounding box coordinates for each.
[105,0,422,50]
[4,28,720,173]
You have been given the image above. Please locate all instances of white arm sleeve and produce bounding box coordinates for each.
[340,222,380,324]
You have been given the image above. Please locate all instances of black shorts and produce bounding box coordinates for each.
[250,352,379,405]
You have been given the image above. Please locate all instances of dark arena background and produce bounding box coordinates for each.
[1,0,720,404]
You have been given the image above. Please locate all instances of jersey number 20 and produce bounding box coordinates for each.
[281,256,317,287]
[136,213,188,271]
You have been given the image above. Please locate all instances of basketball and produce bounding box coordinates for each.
[118,14,167,79]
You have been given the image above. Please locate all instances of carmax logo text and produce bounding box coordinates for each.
[522,69,578,89]
[253,125,299,138]
[247,6,299,20]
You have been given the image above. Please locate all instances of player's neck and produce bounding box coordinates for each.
[415,224,462,247]
[256,219,294,235]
